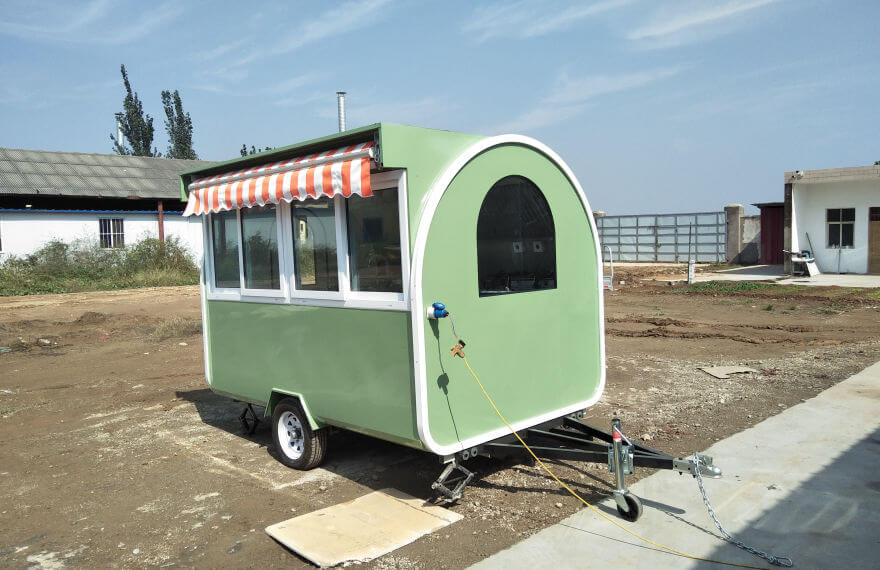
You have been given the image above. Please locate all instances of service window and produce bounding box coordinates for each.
[99,218,124,248]
[292,198,339,292]
[827,208,855,248]
[477,176,556,296]
[240,205,281,290]
[210,211,240,289]
[347,189,403,293]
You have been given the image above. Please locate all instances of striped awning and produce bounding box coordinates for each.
[182,142,374,216]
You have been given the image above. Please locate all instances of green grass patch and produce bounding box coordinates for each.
[681,280,778,294]
[0,237,199,296]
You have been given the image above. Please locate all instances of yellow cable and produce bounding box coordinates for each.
[460,355,773,570]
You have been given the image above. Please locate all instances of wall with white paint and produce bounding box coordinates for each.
[0,211,202,260]
[791,180,880,274]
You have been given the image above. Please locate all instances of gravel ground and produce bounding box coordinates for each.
[1,279,878,569]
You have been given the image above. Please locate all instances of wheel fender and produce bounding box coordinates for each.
[266,390,323,430]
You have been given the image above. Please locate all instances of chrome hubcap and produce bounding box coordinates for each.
[278,411,305,460]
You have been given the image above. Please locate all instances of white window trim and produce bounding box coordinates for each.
[204,212,243,300]
[99,216,125,249]
[203,168,410,312]
[289,197,346,302]
[239,203,288,299]
[342,170,410,309]
[826,207,855,249]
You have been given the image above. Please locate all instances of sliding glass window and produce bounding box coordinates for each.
[211,211,240,288]
[292,198,339,291]
[240,205,280,290]
[347,189,403,293]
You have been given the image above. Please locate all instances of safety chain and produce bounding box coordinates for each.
[693,453,794,567]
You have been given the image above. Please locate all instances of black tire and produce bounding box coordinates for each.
[271,398,327,470]
[616,492,643,522]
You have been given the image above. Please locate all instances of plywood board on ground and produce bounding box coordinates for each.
[265,488,462,567]
[699,366,757,379]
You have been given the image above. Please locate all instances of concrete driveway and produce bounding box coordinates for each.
[696,264,880,288]
[471,361,880,569]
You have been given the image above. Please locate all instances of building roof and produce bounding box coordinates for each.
[784,164,880,184]
[0,147,212,199]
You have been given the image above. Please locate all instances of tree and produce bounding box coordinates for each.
[162,90,197,159]
[240,144,273,157]
[110,65,158,156]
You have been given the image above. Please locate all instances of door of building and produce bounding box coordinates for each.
[758,205,784,265]
[869,207,880,274]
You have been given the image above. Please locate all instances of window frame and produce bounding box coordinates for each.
[826,207,855,249]
[476,175,557,298]
[238,203,288,298]
[99,217,125,249]
[207,209,243,293]
[203,169,410,311]
[289,197,345,302]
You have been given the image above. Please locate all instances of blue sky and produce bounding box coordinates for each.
[1,0,877,214]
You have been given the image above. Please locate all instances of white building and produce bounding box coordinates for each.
[785,164,880,275]
[0,147,211,259]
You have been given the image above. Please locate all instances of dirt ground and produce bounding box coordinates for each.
[2,273,879,569]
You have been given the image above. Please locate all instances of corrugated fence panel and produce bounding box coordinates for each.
[596,211,726,263]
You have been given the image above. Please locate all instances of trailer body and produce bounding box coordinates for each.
[182,123,605,456]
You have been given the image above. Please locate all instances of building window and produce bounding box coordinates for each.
[240,205,280,290]
[292,198,339,292]
[211,211,240,289]
[99,218,124,248]
[347,189,403,293]
[827,208,855,248]
[477,176,556,297]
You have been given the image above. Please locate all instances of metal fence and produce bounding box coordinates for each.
[596,211,726,262]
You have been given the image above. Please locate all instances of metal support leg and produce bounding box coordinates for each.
[239,404,260,435]
[431,459,474,502]
[610,418,629,511]
[609,418,643,521]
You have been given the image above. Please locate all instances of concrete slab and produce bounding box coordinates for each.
[267,488,461,567]
[471,361,880,570]
[694,265,880,288]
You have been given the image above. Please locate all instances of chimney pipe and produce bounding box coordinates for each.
[116,118,123,146]
[336,91,346,132]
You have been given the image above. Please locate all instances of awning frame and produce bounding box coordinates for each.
[188,147,374,191]
[183,142,376,217]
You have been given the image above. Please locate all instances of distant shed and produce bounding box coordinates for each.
[0,147,210,257]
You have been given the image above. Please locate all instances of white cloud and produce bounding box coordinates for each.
[490,67,682,133]
[228,0,393,68]
[192,39,249,64]
[627,0,778,48]
[547,68,682,105]
[463,0,631,42]
[0,0,184,45]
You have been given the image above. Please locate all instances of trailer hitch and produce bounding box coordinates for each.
[673,453,722,478]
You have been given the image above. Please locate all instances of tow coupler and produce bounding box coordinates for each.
[432,415,721,522]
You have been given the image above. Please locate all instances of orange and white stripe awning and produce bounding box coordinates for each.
[182,142,374,216]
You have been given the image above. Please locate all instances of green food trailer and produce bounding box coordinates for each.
[180,123,606,479]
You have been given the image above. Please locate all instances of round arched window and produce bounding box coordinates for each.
[477,176,556,296]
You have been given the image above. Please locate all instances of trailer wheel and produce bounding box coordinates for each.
[272,399,327,470]
[616,492,643,522]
